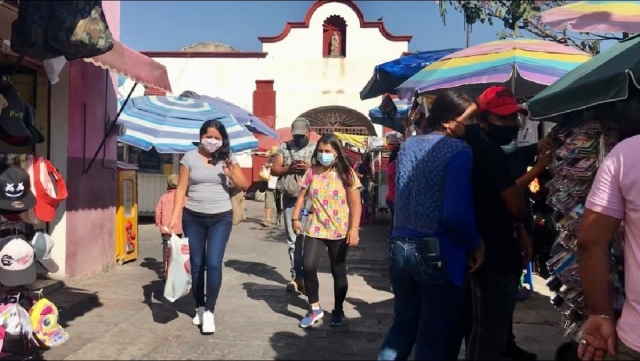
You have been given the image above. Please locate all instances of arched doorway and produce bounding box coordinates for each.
[297,106,377,136]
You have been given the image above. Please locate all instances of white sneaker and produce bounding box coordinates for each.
[202,311,215,334]
[192,307,204,325]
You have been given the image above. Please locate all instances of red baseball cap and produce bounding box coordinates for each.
[477,86,528,117]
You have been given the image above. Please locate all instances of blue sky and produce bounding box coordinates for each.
[121,1,504,52]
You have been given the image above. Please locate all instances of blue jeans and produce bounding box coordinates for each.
[386,200,394,237]
[282,195,304,279]
[182,209,233,311]
[378,237,464,361]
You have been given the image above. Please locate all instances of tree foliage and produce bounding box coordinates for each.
[438,0,627,55]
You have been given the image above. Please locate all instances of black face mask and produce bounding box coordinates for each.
[485,122,520,146]
[292,135,309,147]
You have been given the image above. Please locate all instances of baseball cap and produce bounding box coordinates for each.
[33,159,68,222]
[0,235,36,287]
[0,164,36,212]
[477,86,528,117]
[29,298,69,347]
[31,232,59,274]
[291,117,310,136]
[0,86,31,138]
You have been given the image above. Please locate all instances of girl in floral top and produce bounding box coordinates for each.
[292,133,362,328]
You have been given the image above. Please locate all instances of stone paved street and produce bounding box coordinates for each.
[42,201,568,360]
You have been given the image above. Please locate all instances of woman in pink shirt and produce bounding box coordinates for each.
[385,147,399,235]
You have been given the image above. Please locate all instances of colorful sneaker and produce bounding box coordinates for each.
[299,307,324,328]
[329,309,345,326]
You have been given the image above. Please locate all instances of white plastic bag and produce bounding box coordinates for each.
[163,234,192,302]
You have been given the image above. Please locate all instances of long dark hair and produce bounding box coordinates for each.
[311,133,354,188]
[389,147,399,163]
[199,119,231,164]
[422,89,476,133]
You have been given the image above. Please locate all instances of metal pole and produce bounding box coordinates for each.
[466,23,471,48]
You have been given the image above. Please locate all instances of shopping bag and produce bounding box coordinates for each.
[163,234,192,303]
[258,165,270,182]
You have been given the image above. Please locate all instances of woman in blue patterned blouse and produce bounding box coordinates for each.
[378,89,486,361]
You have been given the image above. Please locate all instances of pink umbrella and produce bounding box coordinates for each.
[537,1,640,33]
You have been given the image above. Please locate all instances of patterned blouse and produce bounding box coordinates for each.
[301,167,362,240]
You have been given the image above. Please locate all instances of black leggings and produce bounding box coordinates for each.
[303,236,349,310]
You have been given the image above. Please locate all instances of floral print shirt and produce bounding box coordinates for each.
[301,167,362,240]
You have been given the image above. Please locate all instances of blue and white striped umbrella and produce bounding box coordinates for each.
[368,98,411,133]
[117,96,258,154]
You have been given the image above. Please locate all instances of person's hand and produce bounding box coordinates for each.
[223,158,235,177]
[577,316,617,360]
[534,150,552,171]
[468,241,485,273]
[168,218,177,234]
[517,225,533,268]
[346,228,360,247]
[292,220,302,235]
[537,136,553,153]
[294,161,311,171]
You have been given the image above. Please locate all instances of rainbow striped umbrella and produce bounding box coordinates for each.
[397,38,591,98]
[537,1,640,34]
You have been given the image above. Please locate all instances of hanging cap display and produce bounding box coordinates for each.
[0,86,30,138]
[0,235,36,287]
[0,164,36,212]
[34,159,68,222]
[31,232,59,273]
[29,298,69,347]
[477,86,529,117]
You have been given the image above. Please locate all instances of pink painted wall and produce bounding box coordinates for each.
[64,1,121,280]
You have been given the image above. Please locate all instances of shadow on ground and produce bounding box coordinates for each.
[139,256,194,325]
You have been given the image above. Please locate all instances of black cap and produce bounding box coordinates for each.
[0,164,36,211]
[0,86,31,138]
[4,103,44,147]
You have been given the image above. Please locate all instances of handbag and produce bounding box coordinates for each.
[280,146,303,197]
[229,186,245,225]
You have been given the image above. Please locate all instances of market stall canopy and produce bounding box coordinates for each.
[255,128,321,151]
[84,40,172,94]
[397,39,591,99]
[334,132,369,149]
[527,34,640,120]
[537,1,640,34]
[368,98,411,133]
[359,48,460,100]
[117,96,258,153]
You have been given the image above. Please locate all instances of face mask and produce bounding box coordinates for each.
[201,138,222,153]
[317,153,335,166]
[292,135,309,147]
[501,141,518,154]
[486,122,520,146]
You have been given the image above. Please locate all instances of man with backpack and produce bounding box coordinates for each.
[270,118,317,294]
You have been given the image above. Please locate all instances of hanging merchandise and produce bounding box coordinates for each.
[32,158,68,223]
[0,164,36,213]
[11,1,114,61]
[543,99,640,339]
[0,80,32,146]
[31,232,60,274]
[0,235,37,287]
[3,104,45,148]
[29,298,69,347]
[47,1,115,61]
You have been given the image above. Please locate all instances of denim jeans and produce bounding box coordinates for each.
[182,210,233,311]
[282,195,304,279]
[466,271,520,360]
[386,200,395,237]
[378,237,464,361]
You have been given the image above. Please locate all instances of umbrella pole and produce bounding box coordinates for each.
[511,64,517,94]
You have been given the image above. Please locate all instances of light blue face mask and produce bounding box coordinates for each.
[501,141,518,154]
[317,153,335,166]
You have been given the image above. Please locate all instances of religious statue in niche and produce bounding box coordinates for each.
[330,31,342,57]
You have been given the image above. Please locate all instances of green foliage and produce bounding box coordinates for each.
[438,0,624,55]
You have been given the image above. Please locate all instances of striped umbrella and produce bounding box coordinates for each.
[537,1,640,34]
[397,38,592,98]
[117,96,258,154]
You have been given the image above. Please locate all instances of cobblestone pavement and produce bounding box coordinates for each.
[42,201,567,360]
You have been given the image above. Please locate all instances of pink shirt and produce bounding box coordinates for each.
[585,135,640,352]
[386,161,397,203]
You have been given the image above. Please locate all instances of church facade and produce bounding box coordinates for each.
[127,0,411,136]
